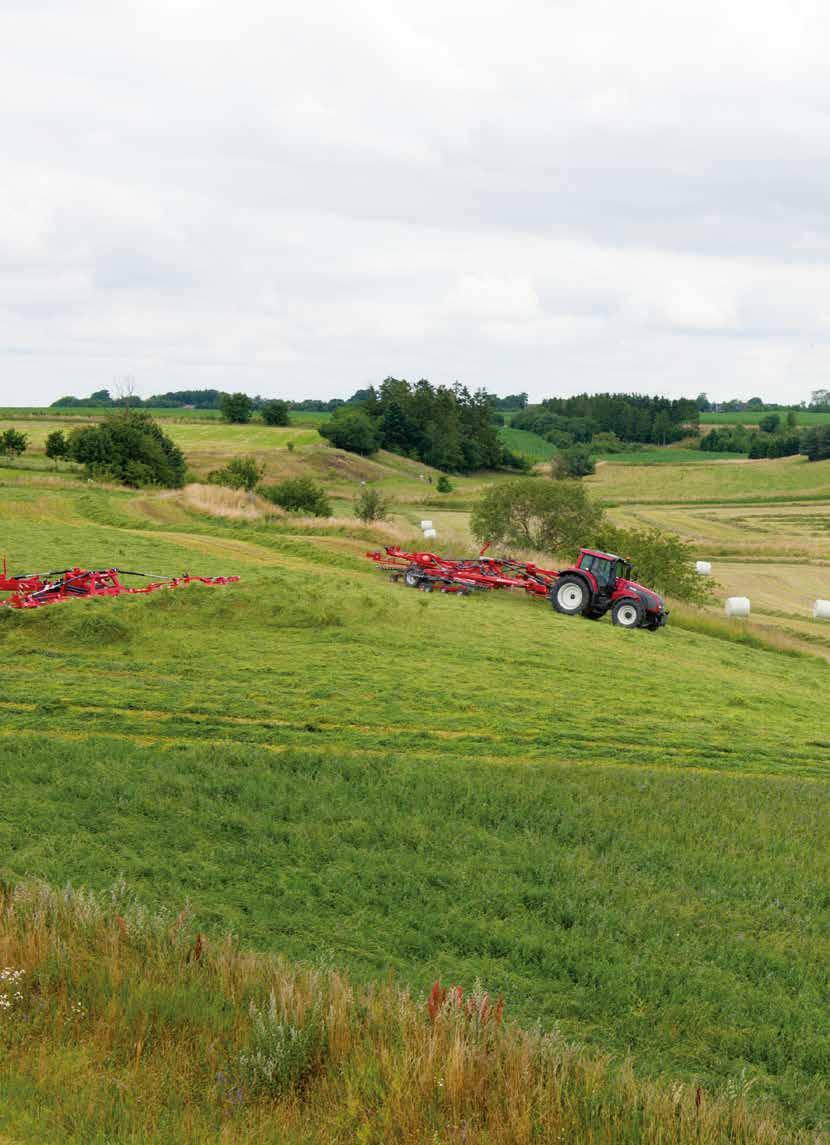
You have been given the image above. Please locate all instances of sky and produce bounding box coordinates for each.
[2,0,830,406]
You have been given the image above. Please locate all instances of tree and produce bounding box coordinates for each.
[320,409,380,455]
[809,388,830,410]
[208,456,264,491]
[67,410,186,487]
[260,477,331,516]
[220,392,254,423]
[0,429,28,457]
[553,444,595,478]
[354,486,389,522]
[801,426,830,462]
[786,410,798,428]
[436,475,453,493]
[470,478,603,555]
[261,400,290,426]
[45,430,69,462]
[599,524,712,604]
[758,412,781,434]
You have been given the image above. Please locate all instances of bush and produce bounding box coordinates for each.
[436,475,453,493]
[261,400,290,426]
[67,411,186,487]
[591,431,625,454]
[320,409,380,455]
[260,477,331,516]
[208,456,265,492]
[219,392,254,424]
[0,429,27,457]
[354,486,388,523]
[470,478,603,555]
[553,444,595,478]
[801,426,830,462]
[599,524,713,605]
[499,447,531,472]
[45,430,68,461]
[758,412,781,434]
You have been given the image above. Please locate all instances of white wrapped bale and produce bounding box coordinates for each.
[813,599,830,620]
[696,561,712,575]
[423,528,437,539]
[420,520,433,530]
[725,596,750,618]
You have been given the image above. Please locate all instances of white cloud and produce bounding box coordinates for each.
[2,0,830,404]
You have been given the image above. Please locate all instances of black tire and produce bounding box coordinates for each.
[583,608,604,621]
[645,618,661,632]
[404,566,421,588]
[551,575,591,616]
[611,598,645,629]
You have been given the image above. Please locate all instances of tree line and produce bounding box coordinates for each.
[512,393,699,448]
[701,415,830,461]
[319,378,528,473]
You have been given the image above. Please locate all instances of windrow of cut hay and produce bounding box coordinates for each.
[0,880,818,1145]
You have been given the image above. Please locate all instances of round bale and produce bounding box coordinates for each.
[813,599,830,620]
[725,596,750,618]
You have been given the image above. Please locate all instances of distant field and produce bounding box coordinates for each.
[597,447,743,465]
[498,425,557,461]
[590,454,830,503]
[701,410,830,426]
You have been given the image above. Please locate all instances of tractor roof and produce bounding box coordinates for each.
[580,548,625,562]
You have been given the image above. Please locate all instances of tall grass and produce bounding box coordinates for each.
[0,880,815,1144]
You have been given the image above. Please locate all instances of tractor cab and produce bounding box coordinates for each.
[576,549,630,592]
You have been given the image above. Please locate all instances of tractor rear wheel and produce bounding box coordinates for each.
[611,599,644,629]
[551,576,590,616]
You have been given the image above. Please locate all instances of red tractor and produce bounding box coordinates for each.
[549,548,667,630]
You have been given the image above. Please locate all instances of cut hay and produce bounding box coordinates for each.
[178,483,283,521]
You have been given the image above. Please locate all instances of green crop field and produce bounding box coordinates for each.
[701,410,830,426]
[498,425,557,461]
[0,446,828,1137]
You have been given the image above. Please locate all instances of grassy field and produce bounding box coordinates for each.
[590,454,830,504]
[0,882,809,1145]
[701,411,830,426]
[0,411,829,1136]
[0,462,828,1136]
[498,425,557,461]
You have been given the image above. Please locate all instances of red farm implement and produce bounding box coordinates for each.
[0,559,239,610]
[366,545,668,630]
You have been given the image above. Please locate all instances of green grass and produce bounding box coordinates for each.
[498,425,557,461]
[597,448,744,465]
[701,411,830,426]
[589,455,830,504]
[0,477,827,1132]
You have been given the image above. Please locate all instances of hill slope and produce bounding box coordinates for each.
[0,476,827,1133]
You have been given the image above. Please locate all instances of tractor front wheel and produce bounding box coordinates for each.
[611,599,644,629]
[551,576,590,616]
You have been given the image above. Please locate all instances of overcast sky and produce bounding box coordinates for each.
[2,0,830,405]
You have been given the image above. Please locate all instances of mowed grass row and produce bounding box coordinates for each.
[0,478,828,1128]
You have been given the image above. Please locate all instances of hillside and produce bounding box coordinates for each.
[0,459,828,1138]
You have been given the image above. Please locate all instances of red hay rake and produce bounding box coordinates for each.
[0,558,239,610]
[365,544,559,596]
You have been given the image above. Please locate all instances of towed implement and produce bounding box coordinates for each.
[0,559,239,610]
[367,545,668,630]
